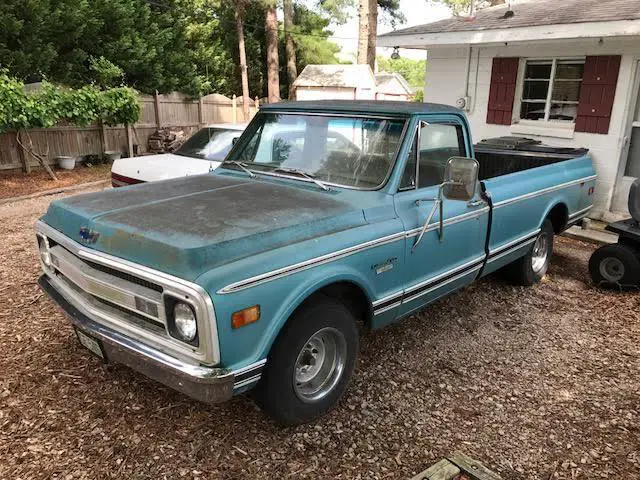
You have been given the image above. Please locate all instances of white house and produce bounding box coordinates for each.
[375,72,415,100]
[293,65,377,101]
[379,0,640,220]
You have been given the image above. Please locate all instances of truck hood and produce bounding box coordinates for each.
[42,174,366,280]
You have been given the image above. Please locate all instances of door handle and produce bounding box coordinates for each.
[467,199,485,208]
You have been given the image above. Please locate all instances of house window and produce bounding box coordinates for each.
[520,59,584,123]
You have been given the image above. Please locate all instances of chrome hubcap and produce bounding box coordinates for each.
[293,327,346,403]
[600,257,625,282]
[531,234,549,273]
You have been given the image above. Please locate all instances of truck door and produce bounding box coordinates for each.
[394,117,489,318]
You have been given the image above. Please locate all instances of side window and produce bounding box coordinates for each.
[417,123,465,188]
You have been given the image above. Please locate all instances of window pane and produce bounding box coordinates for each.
[232,113,405,188]
[523,80,550,100]
[520,102,546,120]
[551,80,582,102]
[418,124,464,188]
[625,128,640,177]
[524,62,552,79]
[548,103,578,122]
[555,62,584,80]
[400,134,417,189]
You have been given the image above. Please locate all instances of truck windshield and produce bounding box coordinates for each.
[228,113,406,189]
[175,127,242,161]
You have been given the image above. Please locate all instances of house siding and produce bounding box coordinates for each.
[424,38,640,218]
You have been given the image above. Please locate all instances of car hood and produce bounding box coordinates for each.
[111,153,219,182]
[41,174,366,280]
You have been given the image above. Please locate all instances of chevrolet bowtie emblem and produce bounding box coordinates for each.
[79,227,100,244]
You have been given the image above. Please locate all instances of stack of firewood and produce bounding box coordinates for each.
[148,128,186,154]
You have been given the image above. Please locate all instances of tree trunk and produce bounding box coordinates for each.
[367,0,377,72]
[265,2,280,103]
[357,0,370,66]
[283,0,297,99]
[235,2,250,121]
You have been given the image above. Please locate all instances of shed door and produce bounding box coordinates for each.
[612,61,640,214]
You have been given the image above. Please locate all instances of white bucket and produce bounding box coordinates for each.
[56,156,76,170]
[105,151,123,161]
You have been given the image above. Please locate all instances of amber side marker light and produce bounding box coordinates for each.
[232,305,260,329]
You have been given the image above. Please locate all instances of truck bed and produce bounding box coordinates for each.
[474,137,589,181]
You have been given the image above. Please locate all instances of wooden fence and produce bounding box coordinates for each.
[0,92,260,172]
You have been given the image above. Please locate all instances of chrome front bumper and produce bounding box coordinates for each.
[40,275,239,403]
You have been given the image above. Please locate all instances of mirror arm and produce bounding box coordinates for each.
[412,183,445,252]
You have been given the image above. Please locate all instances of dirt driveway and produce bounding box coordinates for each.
[1,189,638,479]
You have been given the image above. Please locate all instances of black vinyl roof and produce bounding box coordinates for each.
[260,100,462,116]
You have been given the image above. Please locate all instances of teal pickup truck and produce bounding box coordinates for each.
[37,101,596,425]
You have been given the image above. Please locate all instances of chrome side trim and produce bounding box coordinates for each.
[372,255,486,316]
[568,205,593,220]
[234,374,262,390]
[488,229,540,256]
[232,359,267,377]
[403,265,482,304]
[487,238,536,263]
[493,175,597,209]
[36,220,220,366]
[217,231,407,294]
[219,207,490,295]
[405,206,490,238]
[404,255,486,297]
[374,301,402,315]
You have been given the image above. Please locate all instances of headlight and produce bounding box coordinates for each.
[38,236,52,268]
[173,302,197,341]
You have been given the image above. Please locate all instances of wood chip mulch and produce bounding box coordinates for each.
[0,189,638,479]
[0,164,111,200]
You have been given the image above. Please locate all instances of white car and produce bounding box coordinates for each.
[111,123,246,187]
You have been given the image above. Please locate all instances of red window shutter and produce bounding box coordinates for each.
[486,57,519,125]
[575,55,621,134]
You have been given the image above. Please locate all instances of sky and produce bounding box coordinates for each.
[329,0,453,62]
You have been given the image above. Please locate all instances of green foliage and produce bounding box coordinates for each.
[376,56,427,88]
[413,89,424,102]
[100,87,141,126]
[0,71,139,133]
[0,0,345,98]
[89,57,124,89]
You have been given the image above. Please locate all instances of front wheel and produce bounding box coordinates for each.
[589,243,640,288]
[255,296,358,426]
[508,219,554,286]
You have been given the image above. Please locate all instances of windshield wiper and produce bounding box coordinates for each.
[273,167,330,191]
[221,160,255,178]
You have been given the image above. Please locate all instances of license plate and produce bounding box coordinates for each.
[75,328,106,360]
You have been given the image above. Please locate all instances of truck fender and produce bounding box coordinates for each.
[254,264,376,359]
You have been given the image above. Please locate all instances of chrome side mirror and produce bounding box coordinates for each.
[442,156,479,202]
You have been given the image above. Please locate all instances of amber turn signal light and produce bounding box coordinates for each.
[232,305,260,329]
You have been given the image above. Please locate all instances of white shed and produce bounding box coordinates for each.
[375,72,415,101]
[293,65,377,101]
[379,0,640,220]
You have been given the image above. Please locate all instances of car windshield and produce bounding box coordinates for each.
[175,127,242,161]
[227,113,406,189]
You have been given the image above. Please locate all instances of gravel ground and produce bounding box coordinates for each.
[1,189,638,480]
[0,164,111,200]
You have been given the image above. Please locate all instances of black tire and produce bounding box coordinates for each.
[589,243,640,288]
[508,219,554,286]
[255,295,358,426]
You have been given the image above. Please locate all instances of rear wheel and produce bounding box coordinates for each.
[508,219,554,286]
[589,243,640,288]
[255,296,358,426]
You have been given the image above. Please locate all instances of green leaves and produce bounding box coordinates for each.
[0,72,140,133]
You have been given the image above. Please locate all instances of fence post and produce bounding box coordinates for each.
[126,124,134,158]
[232,95,237,124]
[198,96,204,127]
[154,90,162,129]
[99,121,107,155]
[15,131,30,173]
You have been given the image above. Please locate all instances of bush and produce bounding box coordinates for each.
[0,71,140,133]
